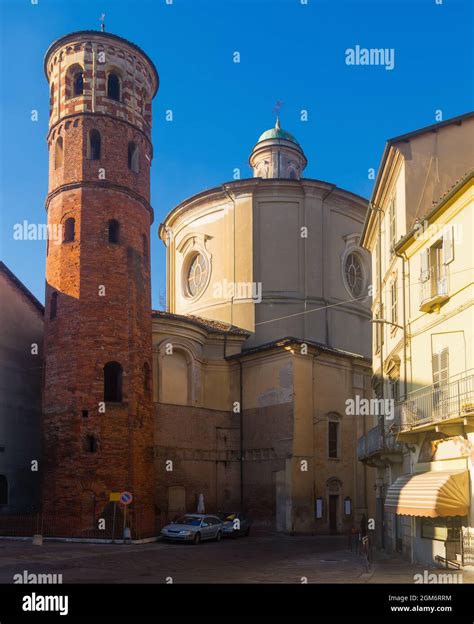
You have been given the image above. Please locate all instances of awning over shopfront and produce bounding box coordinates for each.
[385,470,469,517]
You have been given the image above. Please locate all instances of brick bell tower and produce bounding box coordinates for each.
[42,30,159,535]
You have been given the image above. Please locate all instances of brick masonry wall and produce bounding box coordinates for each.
[154,403,241,516]
[42,32,158,534]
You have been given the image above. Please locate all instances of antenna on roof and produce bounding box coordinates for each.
[99,13,106,32]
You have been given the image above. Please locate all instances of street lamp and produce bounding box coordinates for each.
[371,318,404,331]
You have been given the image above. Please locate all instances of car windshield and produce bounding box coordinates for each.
[175,516,201,526]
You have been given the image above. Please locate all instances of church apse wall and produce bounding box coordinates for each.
[152,312,246,519]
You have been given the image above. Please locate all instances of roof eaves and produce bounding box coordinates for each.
[0,262,44,315]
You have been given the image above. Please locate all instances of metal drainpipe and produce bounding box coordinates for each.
[377,204,385,550]
[377,204,384,431]
[394,248,408,401]
[221,184,236,327]
[395,247,412,562]
[369,200,385,550]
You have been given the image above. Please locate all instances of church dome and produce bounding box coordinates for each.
[257,119,299,145]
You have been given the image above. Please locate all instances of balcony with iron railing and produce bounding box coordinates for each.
[400,370,474,431]
[419,266,449,312]
[358,403,405,465]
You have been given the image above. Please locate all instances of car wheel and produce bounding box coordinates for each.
[192,532,201,545]
[216,530,223,542]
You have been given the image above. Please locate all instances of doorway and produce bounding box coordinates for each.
[329,495,339,534]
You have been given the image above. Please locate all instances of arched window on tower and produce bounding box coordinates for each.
[0,475,7,505]
[49,83,54,116]
[107,73,121,101]
[104,361,123,402]
[63,217,75,243]
[87,130,101,160]
[108,219,120,244]
[128,142,139,173]
[50,292,58,320]
[144,362,151,396]
[66,64,84,99]
[55,136,63,169]
[73,71,84,96]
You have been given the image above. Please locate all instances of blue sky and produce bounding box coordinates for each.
[1,0,473,309]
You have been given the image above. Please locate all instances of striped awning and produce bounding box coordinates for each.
[385,470,469,518]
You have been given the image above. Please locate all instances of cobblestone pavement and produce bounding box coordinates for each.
[0,533,472,584]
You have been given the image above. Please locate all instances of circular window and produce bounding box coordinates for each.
[344,252,364,298]
[184,252,209,298]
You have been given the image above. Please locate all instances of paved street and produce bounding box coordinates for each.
[1,533,472,584]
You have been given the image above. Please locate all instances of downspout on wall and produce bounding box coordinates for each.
[394,248,408,400]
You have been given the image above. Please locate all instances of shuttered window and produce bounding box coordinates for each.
[443,227,454,265]
[432,348,449,411]
[432,348,449,387]
[391,279,398,325]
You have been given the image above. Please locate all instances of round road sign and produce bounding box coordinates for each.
[120,491,133,505]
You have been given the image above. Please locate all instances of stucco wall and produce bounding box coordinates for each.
[0,271,43,513]
[162,177,372,358]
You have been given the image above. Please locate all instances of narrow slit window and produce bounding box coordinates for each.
[87,130,101,160]
[64,218,75,243]
[108,220,120,244]
[55,136,63,169]
[328,421,339,459]
[128,142,139,173]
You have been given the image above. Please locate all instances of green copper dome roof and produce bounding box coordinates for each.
[257,117,299,145]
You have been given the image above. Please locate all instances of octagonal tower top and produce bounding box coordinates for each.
[44,30,159,136]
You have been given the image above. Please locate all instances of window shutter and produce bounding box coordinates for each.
[432,348,449,387]
[420,248,430,281]
[432,351,440,387]
[443,227,454,265]
[439,348,449,386]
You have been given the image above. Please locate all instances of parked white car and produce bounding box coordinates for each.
[161,514,223,545]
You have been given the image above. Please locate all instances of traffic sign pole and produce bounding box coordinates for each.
[112,502,117,543]
[119,492,133,540]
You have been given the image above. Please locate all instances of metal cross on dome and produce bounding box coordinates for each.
[273,100,284,115]
[100,13,106,32]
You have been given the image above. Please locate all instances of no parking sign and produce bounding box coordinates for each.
[120,491,133,505]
